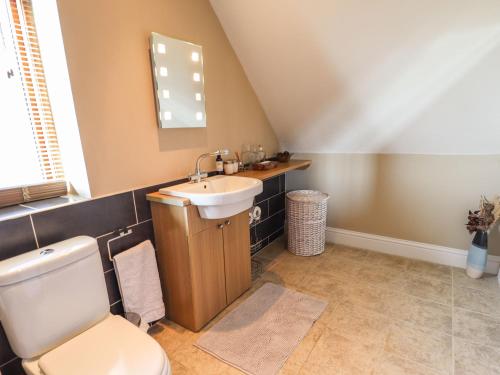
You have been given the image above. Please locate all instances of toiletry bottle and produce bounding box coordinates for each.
[216,154,223,175]
[257,145,266,162]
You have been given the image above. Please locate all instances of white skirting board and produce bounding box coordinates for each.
[325,227,500,275]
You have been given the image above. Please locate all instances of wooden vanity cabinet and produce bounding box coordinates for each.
[150,201,251,331]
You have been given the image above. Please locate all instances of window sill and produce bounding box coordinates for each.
[0,195,87,222]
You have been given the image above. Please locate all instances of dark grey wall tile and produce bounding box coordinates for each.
[105,269,121,305]
[250,226,257,244]
[0,357,22,375]
[134,178,187,222]
[0,324,15,366]
[269,227,285,244]
[32,192,136,247]
[97,220,155,272]
[279,174,286,193]
[251,237,269,255]
[110,300,124,316]
[255,176,280,203]
[269,193,285,216]
[0,216,37,261]
[256,210,285,240]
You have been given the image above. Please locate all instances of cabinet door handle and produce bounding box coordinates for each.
[224,220,231,226]
[217,224,224,229]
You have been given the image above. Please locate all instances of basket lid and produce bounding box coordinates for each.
[286,190,329,203]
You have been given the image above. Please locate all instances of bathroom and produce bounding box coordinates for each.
[1,0,500,374]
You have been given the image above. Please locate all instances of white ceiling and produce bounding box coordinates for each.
[210,0,500,154]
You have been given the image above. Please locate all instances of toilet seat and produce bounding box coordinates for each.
[23,315,171,375]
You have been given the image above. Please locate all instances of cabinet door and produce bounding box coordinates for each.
[223,211,252,304]
[189,224,227,331]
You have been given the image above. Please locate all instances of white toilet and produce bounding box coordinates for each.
[0,236,171,375]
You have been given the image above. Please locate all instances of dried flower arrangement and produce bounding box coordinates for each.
[466,196,500,234]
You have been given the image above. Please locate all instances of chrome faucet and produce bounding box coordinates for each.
[189,149,229,183]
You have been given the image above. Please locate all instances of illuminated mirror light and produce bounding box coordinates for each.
[160,67,168,77]
[196,112,203,121]
[157,43,166,54]
[164,111,172,120]
[191,52,200,62]
[193,73,200,82]
[162,89,170,99]
[195,93,202,101]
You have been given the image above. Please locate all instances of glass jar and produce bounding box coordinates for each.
[223,161,234,175]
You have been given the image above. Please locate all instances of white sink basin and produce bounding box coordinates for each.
[159,175,263,219]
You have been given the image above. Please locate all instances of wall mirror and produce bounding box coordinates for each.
[150,32,206,128]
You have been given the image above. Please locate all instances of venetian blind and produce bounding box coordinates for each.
[0,0,67,207]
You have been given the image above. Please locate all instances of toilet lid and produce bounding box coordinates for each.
[38,315,166,375]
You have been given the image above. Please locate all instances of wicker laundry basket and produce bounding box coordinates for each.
[287,190,329,256]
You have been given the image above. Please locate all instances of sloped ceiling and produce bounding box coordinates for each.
[210,0,500,154]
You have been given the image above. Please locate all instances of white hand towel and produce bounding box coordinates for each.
[113,240,165,325]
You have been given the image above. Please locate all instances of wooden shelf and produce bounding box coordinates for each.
[237,159,311,181]
[147,192,190,207]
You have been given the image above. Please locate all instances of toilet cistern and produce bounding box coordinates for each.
[189,149,229,183]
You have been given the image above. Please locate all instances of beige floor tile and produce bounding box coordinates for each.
[251,259,265,280]
[403,296,452,334]
[261,250,317,286]
[454,307,500,348]
[452,267,500,294]
[385,320,452,373]
[152,319,196,353]
[279,321,326,374]
[325,301,391,345]
[293,254,328,269]
[354,263,406,291]
[363,251,410,270]
[252,255,278,272]
[298,273,352,301]
[406,259,452,282]
[402,273,452,305]
[454,285,500,318]
[255,238,287,260]
[366,290,452,334]
[314,299,339,326]
[169,359,192,374]
[151,240,500,375]
[260,267,307,289]
[454,338,500,375]
[270,256,320,279]
[374,353,446,375]
[171,341,242,375]
[278,361,302,375]
[314,256,362,282]
[344,284,399,316]
[300,329,381,374]
[343,268,451,332]
[331,245,370,263]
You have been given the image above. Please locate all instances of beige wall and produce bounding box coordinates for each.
[288,154,500,254]
[56,0,278,196]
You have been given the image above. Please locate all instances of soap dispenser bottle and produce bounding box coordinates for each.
[216,154,223,174]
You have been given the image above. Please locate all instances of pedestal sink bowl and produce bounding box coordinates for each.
[159,175,263,219]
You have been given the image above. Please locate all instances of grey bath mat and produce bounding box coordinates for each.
[195,283,327,375]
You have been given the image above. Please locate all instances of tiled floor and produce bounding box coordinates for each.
[151,239,500,375]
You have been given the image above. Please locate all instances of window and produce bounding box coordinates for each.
[0,0,66,206]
